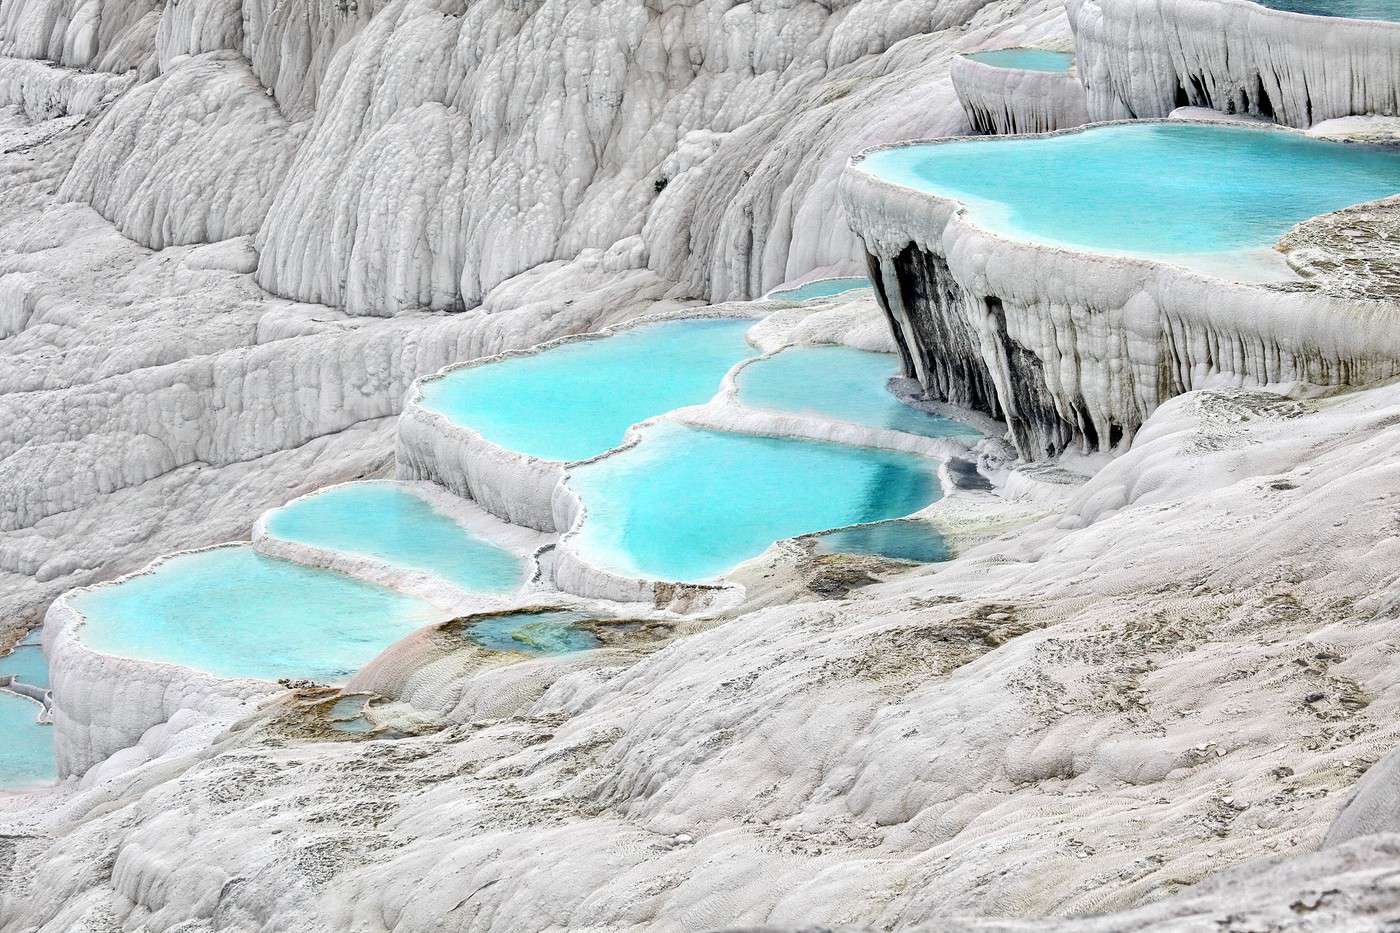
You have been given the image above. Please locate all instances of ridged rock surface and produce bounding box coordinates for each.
[1067,0,1400,128]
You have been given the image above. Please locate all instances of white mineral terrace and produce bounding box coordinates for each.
[840,120,1400,459]
[951,48,1090,135]
[1068,0,1400,127]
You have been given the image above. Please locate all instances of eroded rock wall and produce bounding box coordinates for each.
[951,54,1089,134]
[842,151,1400,458]
[1067,0,1400,128]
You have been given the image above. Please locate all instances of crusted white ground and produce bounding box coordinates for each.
[0,0,1074,638]
[4,373,1400,930]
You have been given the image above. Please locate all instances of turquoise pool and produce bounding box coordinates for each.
[964,48,1074,72]
[264,484,523,593]
[814,519,950,563]
[73,547,445,684]
[568,423,943,582]
[0,690,54,790]
[737,345,980,438]
[419,318,756,462]
[860,123,1400,258]
[1255,0,1400,21]
[466,611,601,655]
[0,628,47,690]
[767,277,870,301]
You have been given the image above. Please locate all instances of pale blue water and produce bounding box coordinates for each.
[420,318,756,462]
[964,48,1074,72]
[0,691,54,789]
[1256,0,1400,21]
[737,346,981,439]
[768,277,870,301]
[0,629,47,690]
[569,423,943,582]
[814,519,951,563]
[326,695,374,734]
[73,547,445,684]
[264,484,523,593]
[467,611,601,654]
[861,123,1400,257]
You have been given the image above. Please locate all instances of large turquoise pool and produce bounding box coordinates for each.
[0,690,54,790]
[1255,0,1400,21]
[419,318,756,462]
[264,484,523,593]
[73,547,445,683]
[737,345,979,439]
[568,423,943,582]
[767,277,870,301]
[964,48,1074,72]
[466,611,600,655]
[859,123,1400,258]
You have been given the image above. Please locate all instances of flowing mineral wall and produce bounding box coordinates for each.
[951,53,1089,135]
[1066,0,1400,128]
[840,124,1400,459]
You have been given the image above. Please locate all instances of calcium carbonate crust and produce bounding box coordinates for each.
[1067,0,1400,127]
[950,51,1089,135]
[839,119,1400,459]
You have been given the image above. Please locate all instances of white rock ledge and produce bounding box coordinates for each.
[1068,0,1400,128]
[42,544,280,778]
[950,53,1089,135]
[839,120,1400,459]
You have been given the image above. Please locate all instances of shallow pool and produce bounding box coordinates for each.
[964,48,1074,72]
[420,317,756,462]
[1254,0,1400,21]
[466,610,601,655]
[0,628,47,690]
[73,547,445,683]
[859,123,1400,258]
[767,277,870,301]
[813,519,951,563]
[737,345,980,438]
[0,691,54,790]
[568,423,943,582]
[264,484,523,593]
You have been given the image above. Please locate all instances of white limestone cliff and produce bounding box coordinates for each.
[840,123,1400,459]
[1067,0,1400,128]
[951,51,1089,134]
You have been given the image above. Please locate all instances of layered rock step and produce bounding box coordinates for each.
[841,120,1400,459]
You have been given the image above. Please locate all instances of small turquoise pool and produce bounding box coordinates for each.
[737,346,980,439]
[813,519,950,564]
[466,611,601,655]
[964,48,1074,72]
[0,628,47,690]
[0,690,54,790]
[420,317,756,462]
[860,123,1400,258]
[264,484,523,593]
[767,277,869,301]
[1255,0,1400,21]
[568,422,943,582]
[73,547,445,684]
